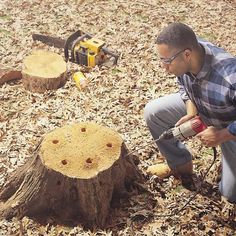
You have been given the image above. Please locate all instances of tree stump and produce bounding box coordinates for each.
[22,50,67,93]
[0,122,140,228]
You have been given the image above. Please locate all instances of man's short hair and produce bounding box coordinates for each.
[156,23,199,50]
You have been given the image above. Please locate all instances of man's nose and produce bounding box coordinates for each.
[161,62,169,70]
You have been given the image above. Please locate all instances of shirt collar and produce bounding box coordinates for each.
[194,43,213,79]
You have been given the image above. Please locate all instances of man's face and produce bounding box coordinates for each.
[157,44,190,77]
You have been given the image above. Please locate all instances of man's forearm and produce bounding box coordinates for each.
[185,100,198,116]
[197,127,236,147]
[175,100,198,126]
[220,128,236,142]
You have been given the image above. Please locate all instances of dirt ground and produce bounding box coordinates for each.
[1,0,236,235]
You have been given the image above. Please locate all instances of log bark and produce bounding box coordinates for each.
[0,65,22,85]
[0,122,140,228]
[22,50,67,93]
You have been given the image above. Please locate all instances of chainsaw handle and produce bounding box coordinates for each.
[70,33,92,62]
[64,30,84,62]
[102,47,119,65]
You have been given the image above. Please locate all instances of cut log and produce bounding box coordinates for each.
[22,50,67,93]
[0,65,22,85]
[0,122,140,228]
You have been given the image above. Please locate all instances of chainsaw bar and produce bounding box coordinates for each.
[32,34,66,48]
[32,30,84,62]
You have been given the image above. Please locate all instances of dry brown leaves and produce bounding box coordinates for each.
[1,0,236,235]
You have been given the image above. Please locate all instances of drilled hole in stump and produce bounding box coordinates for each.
[61,160,67,165]
[86,158,93,164]
[81,128,86,132]
[107,143,112,148]
[57,181,61,185]
[52,140,59,144]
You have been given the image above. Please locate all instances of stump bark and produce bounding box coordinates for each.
[0,122,140,228]
[22,50,67,93]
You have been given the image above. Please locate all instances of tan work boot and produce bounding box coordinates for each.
[147,163,172,178]
[147,161,193,178]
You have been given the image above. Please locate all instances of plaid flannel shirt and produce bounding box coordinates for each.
[177,39,236,135]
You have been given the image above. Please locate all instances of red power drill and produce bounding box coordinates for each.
[159,116,207,141]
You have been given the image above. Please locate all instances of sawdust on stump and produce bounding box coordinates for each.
[0,122,140,228]
[22,50,67,93]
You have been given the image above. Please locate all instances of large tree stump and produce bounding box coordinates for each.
[0,122,140,228]
[22,50,67,93]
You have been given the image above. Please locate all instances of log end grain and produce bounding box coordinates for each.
[22,50,67,93]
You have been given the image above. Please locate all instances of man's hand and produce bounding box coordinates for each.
[196,127,236,147]
[175,114,195,126]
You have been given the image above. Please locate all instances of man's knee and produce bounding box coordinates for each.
[144,93,186,126]
[144,99,163,125]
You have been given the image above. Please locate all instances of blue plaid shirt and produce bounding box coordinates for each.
[177,39,236,135]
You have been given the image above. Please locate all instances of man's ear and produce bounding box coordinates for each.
[185,48,192,57]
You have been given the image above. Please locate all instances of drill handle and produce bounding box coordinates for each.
[193,116,207,133]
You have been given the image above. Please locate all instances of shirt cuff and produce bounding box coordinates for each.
[227,122,236,136]
[178,92,189,103]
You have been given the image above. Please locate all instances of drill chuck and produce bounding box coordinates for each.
[159,129,174,140]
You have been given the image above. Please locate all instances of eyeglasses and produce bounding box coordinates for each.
[160,48,190,65]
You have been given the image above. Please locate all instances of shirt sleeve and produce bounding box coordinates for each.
[227,122,236,136]
[226,71,236,136]
[176,77,190,102]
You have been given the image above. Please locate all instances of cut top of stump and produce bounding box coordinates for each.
[22,50,66,78]
[40,122,123,179]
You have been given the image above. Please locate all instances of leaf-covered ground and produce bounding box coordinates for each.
[1,0,236,235]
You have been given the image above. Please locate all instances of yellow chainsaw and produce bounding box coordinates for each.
[32,30,119,67]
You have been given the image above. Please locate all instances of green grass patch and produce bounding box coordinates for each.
[140,15,149,22]
[199,33,217,42]
[174,185,183,193]
[136,14,149,22]
[0,28,11,35]
[201,148,215,157]
[112,68,123,74]
[0,14,12,20]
